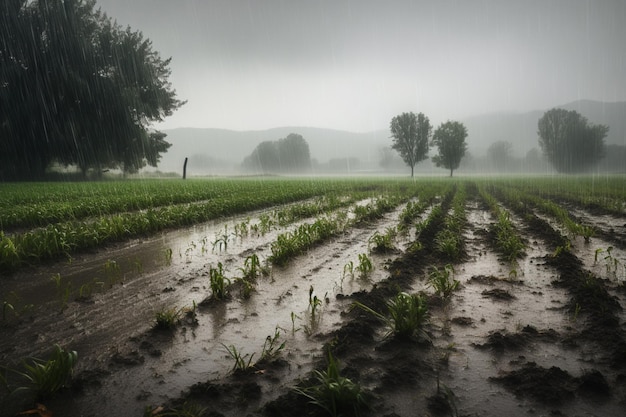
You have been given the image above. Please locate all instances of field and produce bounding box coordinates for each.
[1,176,626,417]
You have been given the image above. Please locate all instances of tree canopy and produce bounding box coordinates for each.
[537,108,608,173]
[242,133,311,174]
[0,0,184,180]
[389,112,431,177]
[431,121,468,177]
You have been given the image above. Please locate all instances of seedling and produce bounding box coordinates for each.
[260,326,286,361]
[295,351,367,417]
[291,311,301,334]
[235,276,254,299]
[212,232,229,252]
[209,262,230,299]
[356,253,373,278]
[309,285,323,320]
[222,344,255,372]
[163,247,173,266]
[2,301,15,322]
[154,307,181,330]
[368,228,396,253]
[238,253,264,281]
[17,344,78,398]
[428,264,459,298]
[353,291,429,340]
[343,261,355,278]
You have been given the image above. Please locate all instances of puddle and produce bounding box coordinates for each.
[0,200,409,416]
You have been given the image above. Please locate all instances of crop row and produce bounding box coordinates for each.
[475,183,526,262]
[0,184,389,272]
[269,194,408,266]
[0,179,387,231]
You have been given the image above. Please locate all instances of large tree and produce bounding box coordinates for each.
[0,0,183,180]
[389,112,431,177]
[431,121,468,177]
[242,133,311,174]
[537,108,608,173]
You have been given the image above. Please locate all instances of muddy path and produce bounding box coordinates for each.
[0,198,412,417]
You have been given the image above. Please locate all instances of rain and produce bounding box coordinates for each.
[1,1,626,416]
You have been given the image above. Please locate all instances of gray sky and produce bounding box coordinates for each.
[95,0,626,132]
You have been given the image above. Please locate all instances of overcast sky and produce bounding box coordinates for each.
[95,0,626,132]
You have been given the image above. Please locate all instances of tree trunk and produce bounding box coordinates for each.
[183,157,188,179]
[450,168,453,177]
[411,165,414,178]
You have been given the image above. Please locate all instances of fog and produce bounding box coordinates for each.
[96,0,626,133]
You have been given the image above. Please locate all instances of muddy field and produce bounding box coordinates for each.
[1,179,626,417]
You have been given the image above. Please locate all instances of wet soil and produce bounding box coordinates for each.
[2,188,626,417]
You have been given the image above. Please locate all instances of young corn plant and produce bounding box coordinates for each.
[222,344,255,373]
[309,285,323,321]
[353,292,429,340]
[428,264,459,298]
[154,307,182,330]
[260,326,286,362]
[209,262,231,299]
[16,344,78,399]
[295,351,367,417]
[356,253,373,278]
[368,228,396,253]
[343,260,355,279]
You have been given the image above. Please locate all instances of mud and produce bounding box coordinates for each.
[2,186,626,417]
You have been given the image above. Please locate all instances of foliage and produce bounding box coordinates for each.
[0,0,184,180]
[389,112,432,177]
[356,253,373,278]
[222,344,255,372]
[16,345,78,398]
[155,307,182,330]
[431,121,468,177]
[209,262,231,300]
[295,351,367,417]
[368,228,396,253]
[242,133,312,174]
[428,265,459,298]
[353,292,429,340]
[537,108,608,173]
[260,326,286,361]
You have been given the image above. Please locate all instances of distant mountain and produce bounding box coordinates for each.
[463,100,626,156]
[157,100,626,174]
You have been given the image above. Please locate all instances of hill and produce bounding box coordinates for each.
[157,100,626,174]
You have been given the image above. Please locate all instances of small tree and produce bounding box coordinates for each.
[537,108,608,173]
[431,121,468,177]
[389,112,431,177]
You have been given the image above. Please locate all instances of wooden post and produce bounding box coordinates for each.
[183,157,188,180]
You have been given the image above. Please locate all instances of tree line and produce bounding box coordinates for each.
[0,0,184,180]
[388,108,610,177]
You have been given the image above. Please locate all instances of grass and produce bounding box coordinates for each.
[15,344,78,399]
[429,264,460,298]
[353,291,429,340]
[295,351,367,417]
[209,262,230,300]
[154,307,182,330]
[222,344,255,372]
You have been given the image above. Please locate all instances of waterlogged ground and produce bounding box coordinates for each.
[1,181,626,417]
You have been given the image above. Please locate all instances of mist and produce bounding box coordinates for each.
[95,0,626,133]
